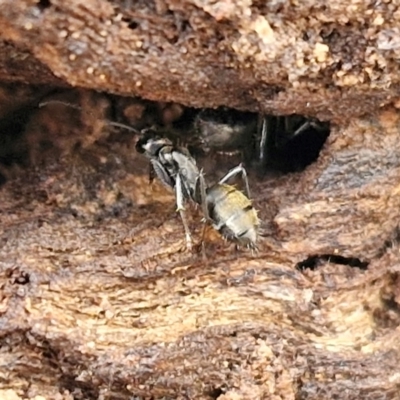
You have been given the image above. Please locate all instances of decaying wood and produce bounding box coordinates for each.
[0,90,400,399]
[1,0,400,398]
[1,0,400,121]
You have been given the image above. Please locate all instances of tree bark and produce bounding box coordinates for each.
[0,1,400,399]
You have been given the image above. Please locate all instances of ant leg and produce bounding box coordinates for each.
[309,119,328,132]
[194,170,210,221]
[257,115,276,170]
[148,163,156,184]
[39,100,82,110]
[175,174,192,250]
[194,170,211,259]
[257,115,272,168]
[178,209,192,251]
[150,159,174,187]
[291,120,311,138]
[218,164,251,199]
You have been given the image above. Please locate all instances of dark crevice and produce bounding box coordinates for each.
[374,277,400,329]
[6,267,31,285]
[0,102,37,169]
[121,17,139,30]
[192,108,330,174]
[2,91,331,186]
[296,255,369,271]
[261,114,330,173]
[376,226,400,257]
[0,172,6,186]
[207,387,224,399]
[37,0,51,11]
[0,87,64,179]
[382,295,400,313]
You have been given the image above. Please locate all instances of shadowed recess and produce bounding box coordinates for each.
[296,255,369,271]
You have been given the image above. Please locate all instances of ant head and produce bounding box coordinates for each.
[135,128,172,155]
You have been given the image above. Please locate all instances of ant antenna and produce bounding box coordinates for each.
[106,121,139,134]
[39,100,82,111]
[39,100,140,134]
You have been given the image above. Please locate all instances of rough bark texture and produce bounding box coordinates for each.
[0,0,400,121]
[0,1,400,400]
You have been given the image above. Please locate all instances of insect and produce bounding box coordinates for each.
[40,98,260,250]
[135,128,202,250]
[194,108,329,173]
[195,163,259,250]
[136,130,259,251]
[193,107,258,162]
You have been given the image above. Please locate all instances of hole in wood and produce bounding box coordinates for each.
[296,255,369,271]
[37,0,51,11]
